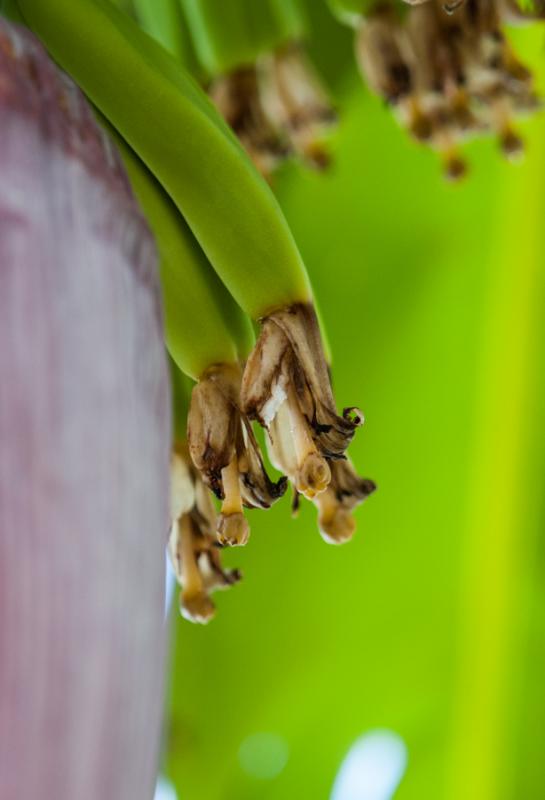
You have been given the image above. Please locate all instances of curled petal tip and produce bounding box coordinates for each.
[500,129,524,162]
[444,155,468,182]
[180,591,216,625]
[343,407,364,427]
[296,452,331,499]
[319,509,357,545]
[217,512,250,547]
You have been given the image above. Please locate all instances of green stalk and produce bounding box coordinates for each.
[180,0,305,75]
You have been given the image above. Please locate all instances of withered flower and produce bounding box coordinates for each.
[188,363,287,547]
[209,45,336,177]
[168,445,241,624]
[258,44,337,170]
[356,0,542,177]
[209,66,290,178]
[241,304,364,501]
[313,459,377,545]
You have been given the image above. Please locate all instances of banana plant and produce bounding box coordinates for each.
[14,0,373,541]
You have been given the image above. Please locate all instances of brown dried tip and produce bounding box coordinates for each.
[314,460,377,545]
[168,446,242,624]
[241,303,365,502]
[499,127,524,161]
[209,67,289,179]
[444,152,468,181]
[259,44,337,169]
[188,363,287,546]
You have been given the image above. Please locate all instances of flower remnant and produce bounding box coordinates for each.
[242,303,374,538]
[168,445,242,624]
[188,363,287,547]
[313,459,377,545]
[209,44,336,178]
[356,0,543,178]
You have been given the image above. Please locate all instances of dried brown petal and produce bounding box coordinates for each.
[356,7,413,104]
[242,303,365,500]
[209,66,289,178]
[188,363,286,545]
[258,44,336,169]
[356,0,540,176]
[168,446,242,622]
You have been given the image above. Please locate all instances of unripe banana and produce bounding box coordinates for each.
[132,0,200,72]
[106,121,254,378]
[179,0,304,76]
[16,0,312,319]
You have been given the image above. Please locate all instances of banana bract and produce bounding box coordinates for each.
[0,18,169,794]
[16,0,312,319]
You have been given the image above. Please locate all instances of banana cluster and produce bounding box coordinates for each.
[12,0,375,622]
[356,0,543,177]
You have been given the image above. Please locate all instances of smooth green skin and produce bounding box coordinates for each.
[179,0,305,75]
[16,0,312,320]
[108,125,254,378]
[132,0,200,73]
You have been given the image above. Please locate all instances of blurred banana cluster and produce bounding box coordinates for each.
[356,0,544,177]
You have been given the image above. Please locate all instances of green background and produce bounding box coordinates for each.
[163,6,545,800]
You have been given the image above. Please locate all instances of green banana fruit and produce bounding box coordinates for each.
[179,0,304,75]
[16,0,312,319]
[107,120,254,378]
[132,0,200,71]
